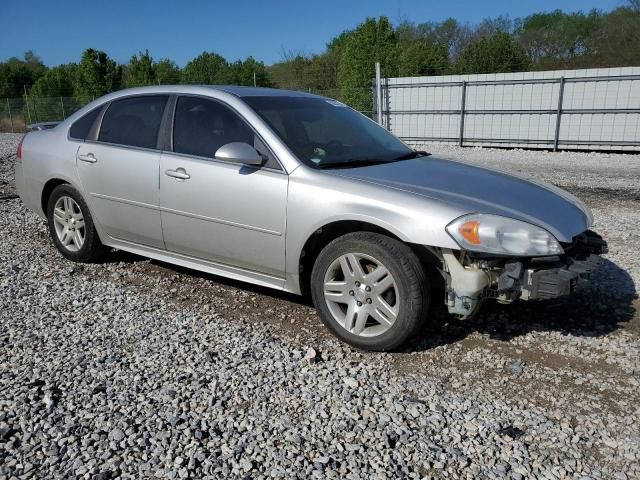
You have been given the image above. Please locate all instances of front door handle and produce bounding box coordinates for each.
[78,153,97,163]
[164,168,191,180]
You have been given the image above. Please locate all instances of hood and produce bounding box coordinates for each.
[329,156,591,243]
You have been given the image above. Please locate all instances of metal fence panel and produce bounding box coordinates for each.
[381,66,640,151]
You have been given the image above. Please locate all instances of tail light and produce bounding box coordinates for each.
[16,135,26,161]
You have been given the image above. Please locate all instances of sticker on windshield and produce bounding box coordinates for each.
[313,147,326,158]
[325,99,346,107]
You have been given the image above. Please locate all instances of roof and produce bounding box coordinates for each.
[102,84,323,99]
[207,85,320,98]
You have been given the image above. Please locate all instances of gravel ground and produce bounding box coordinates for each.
[1,133,638,479]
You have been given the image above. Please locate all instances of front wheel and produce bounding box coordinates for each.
[310,232,429,351]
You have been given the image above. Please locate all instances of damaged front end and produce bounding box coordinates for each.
[439,230,608,318]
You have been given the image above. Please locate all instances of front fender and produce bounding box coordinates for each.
[283,167,462,293]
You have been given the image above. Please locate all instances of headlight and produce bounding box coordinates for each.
[446,214,563,256]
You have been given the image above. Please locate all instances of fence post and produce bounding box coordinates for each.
[458,81,467,147]
[6,98,14,133]
[553,76,565,152]
[23,85,32,126]
[375,62,383,126]
[60,96,65,119]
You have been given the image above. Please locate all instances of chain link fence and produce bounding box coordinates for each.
[0,86,375,134]
[0,96,96,133]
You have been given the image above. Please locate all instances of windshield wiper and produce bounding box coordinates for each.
[316,159,393,169]
[393,150,431,160]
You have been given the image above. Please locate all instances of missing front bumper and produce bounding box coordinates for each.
[441,230,607,318]
[520,254,601,300]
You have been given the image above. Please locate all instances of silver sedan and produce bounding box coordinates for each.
[15,86,607,350]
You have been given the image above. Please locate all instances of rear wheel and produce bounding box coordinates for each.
[311,232,429,351]
[46,184,107,262]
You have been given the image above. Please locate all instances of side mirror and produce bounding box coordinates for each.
[215,142,264,166]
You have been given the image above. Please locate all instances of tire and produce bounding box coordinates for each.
[46,184,107,263]
[310,232,429,351]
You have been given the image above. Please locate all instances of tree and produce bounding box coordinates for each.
[455,32,529,74]
[0,51,47,97]
[182,52,228,84]
[30,64,77,97]
[225,57,272,87]
[397,19,474,60]
[337,17,399,113]
[398,40,449,76]
[514,10,603,69]
[474,16,513,39]
[74,48,121,99]
[123,50,156,87]
[155,59,181,84]
[586,7,640,67]
[268,51,315,91]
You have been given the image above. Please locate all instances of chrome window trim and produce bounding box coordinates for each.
[72,92,286,174]
[83,138,165,156]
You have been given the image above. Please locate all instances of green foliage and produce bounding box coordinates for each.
[74,48,121,99]
[586,7,640,68]
[155,59,181,84]
[268,54,313,90]
[225,57,272,87]
[123,50,156,87]
[455,32,530,74]
[396,18,474,59]
[338,17,399,113]
[182,52,228,84]
[514,10,603,69]
[0,51,46,97]
[30,64,77,97]
[398,41,449,76]
[123,52,182,86]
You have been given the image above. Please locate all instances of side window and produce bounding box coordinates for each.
[173,96,279,169]
[69,107,101,140]
[98,95,168,149]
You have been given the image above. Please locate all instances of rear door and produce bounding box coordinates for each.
[159,95,288,277]
[76,95,169,248]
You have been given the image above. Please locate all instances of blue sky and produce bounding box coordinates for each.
[4,0,622,67]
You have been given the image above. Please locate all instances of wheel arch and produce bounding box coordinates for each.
[296,219,442,297]
[40,178,107,244]
[41,178,70,214]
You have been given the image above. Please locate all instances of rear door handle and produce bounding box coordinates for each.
[78,153,97,163]
[164,168,191,180]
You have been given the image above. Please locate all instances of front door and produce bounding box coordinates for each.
[159,95,288,277]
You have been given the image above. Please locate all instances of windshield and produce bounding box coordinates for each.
[243,96,414,169]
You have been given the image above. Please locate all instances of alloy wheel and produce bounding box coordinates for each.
[323,252,399,337]
[52,196,85,252]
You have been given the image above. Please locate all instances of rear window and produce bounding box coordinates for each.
[69,107,101,140]
[98,95,168,149]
